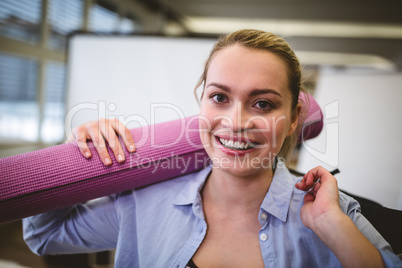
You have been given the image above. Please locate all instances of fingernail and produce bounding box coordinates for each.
[129,145,135,152]
[85,152,91,158]
[105,158,111,165]
[118,154,124,162]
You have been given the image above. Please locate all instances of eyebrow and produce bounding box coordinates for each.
[207,82,282,98]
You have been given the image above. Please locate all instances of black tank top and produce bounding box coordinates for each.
[186,259,198,268]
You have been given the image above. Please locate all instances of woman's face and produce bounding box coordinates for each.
[199,44,299,177]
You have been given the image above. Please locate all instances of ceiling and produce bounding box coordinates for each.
[135,0,402,70]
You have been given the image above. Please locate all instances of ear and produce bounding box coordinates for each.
[287,103,302,137]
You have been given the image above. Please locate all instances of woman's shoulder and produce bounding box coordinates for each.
[338,190,361,215]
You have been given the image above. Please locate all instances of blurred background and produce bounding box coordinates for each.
[0,0,401,267]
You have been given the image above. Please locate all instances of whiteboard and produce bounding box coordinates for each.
[66,35,216,132]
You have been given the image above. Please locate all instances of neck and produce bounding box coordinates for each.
[202,167,274,214]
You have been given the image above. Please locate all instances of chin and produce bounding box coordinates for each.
[205,144,277,178]
[212,153,274,172]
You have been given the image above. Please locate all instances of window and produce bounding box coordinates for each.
[0,0,42,44]
[89,3,119,33]
[0,0,142,149]
[41,61,66,143]
[118,16,136,34]
[48,0,84,50]
[0,53,39,142]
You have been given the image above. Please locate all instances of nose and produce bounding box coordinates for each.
[221,101,255,132]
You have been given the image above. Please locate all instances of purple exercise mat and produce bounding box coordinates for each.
[0,95,323,223]
[0,117,209,223]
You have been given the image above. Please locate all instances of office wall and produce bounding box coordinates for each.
[67,35,216,132]
[297,68,402,210]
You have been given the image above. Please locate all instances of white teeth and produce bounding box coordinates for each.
[219,138,254,150]
[228,140,233,147]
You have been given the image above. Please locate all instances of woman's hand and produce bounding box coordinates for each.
[67,118,136,166]
[295,166,342,231]
[295,166,386,268]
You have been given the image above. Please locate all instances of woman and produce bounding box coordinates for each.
[23,30,401,267]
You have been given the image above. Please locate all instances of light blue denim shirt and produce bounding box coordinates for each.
[23,162,401,267]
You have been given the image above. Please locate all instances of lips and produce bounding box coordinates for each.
[213,134,259,154]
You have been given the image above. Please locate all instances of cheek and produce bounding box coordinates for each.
[261,115,292,146]
[199,103,212,130]
[199,99,222,130]
[198,104,214,147]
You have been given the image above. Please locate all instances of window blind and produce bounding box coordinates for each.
[48,0,84,49]
[0,0,42,43]
[0,53,39,141]
[0,53,37,101]
[89,3,119,33]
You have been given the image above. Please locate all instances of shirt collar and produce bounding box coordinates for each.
[260,160,295,222]
[173,165,212,206]
[173,161,295,223]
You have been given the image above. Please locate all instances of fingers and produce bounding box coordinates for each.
[295,175,317,192]
[295,166,336,192]
[307,166,337,185]
[68,118,136,166]
[303,181,322,202]
[67,126,92,158]
[303,191,316,203]
[101,120,125,164]
[87,124,111,166]
[75,126,92,159]
[111,119,136,153]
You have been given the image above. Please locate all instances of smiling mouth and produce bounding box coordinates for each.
[217,137,256,150]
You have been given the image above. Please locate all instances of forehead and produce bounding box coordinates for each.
[206,45,289,92]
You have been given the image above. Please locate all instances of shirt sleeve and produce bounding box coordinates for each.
[23,195,120,256]
[339,193,402,268]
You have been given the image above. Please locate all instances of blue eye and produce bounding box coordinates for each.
[211,93,227,103]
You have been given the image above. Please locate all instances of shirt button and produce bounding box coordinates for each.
[260,233,268,241]
[260,212,268,220]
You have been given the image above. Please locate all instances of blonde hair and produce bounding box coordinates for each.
[194,29,307,160]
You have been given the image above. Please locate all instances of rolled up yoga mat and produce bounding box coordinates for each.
[0,94,323,223]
